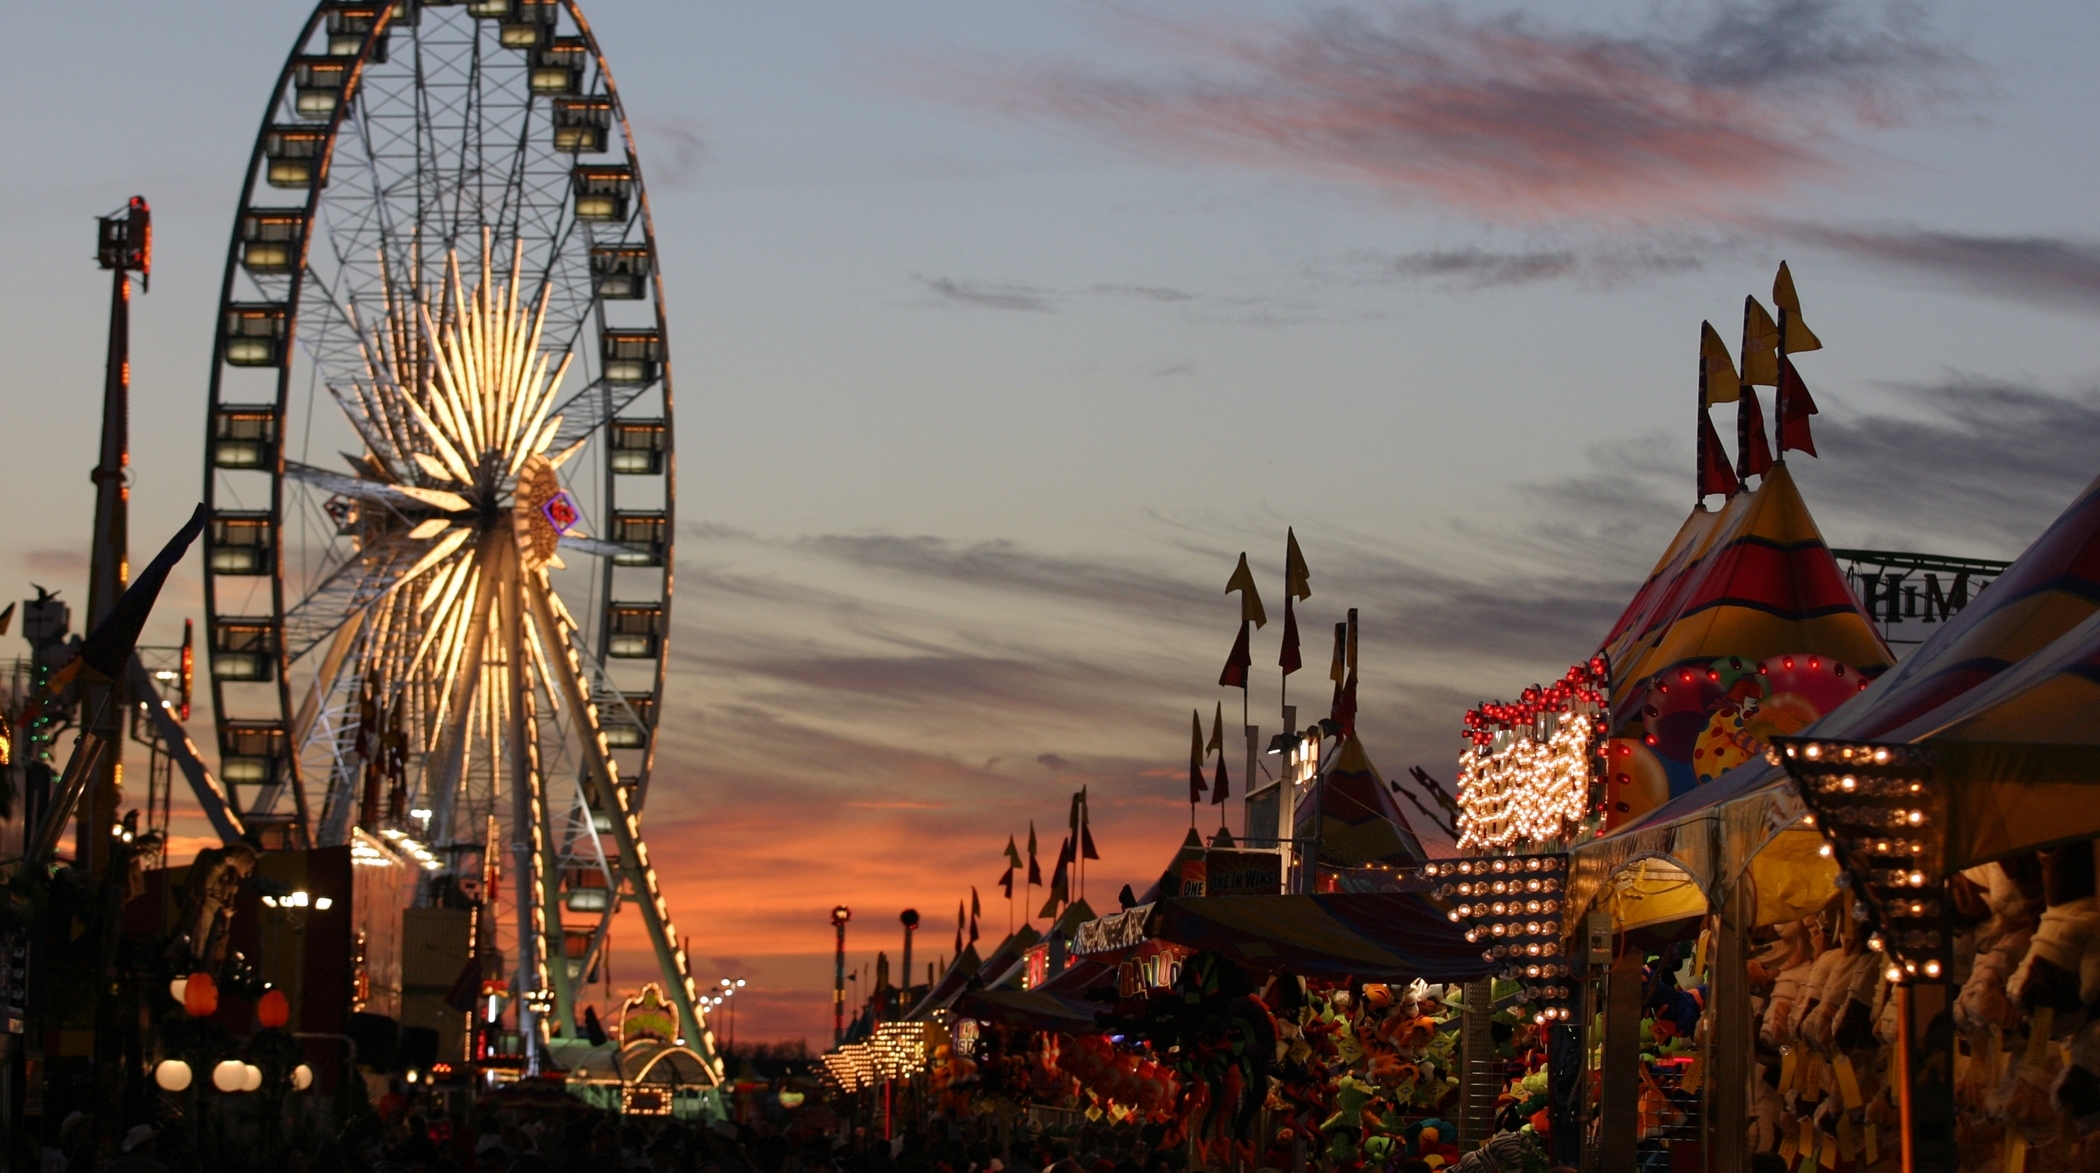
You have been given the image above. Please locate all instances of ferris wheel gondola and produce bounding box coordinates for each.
[201,0,712,1073]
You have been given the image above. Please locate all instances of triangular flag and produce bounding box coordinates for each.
[0,602,14,638]
[1040,852,1069,917]
[1737,385,1775,480]
[1328,622,1346,684]
[1189,710,1208,803]
[1004,835,1022,869]
[1279,595,1302,675]
[1207,702,1225,756]
[969,888,980,942]
[1773,262,1823,353]
[1211,754,1230,804]
[955,901,964,955]
[1218,620,1251,689]
[1741,297,1779,386]
[1067,789,1082,840]
[1225,553,1267,628]
[1284,529,1311,601]
[1337,674,1358,737]
[1698,409,1740,499]
[1027,821,1042,887]
[1080,786,1099,860]
[77,503,207,682]
[999,868,1014,898]
[1700,321,1740,405]
[1779,359,1819,457]
[1057,834,1075,867]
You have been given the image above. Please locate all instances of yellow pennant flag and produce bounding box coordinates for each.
[1284,528,1311,601]
[1207,702,1225,756]
[1773,261,1824,353]
[1700,321,1740,405]
[1225,553,1267,628]
[1741,296,1779,386]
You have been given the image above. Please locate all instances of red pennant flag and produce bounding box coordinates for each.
[1337,675,1358,737]
[1057,835,1075,867]
[1778,359,1818,457]
[1736,386,1774,480]
[969,888,980,943]
[1279,595,1302,675]
[999,867,1013,898]
[1218,619,1252,688]
[1026,821,1042,887]
[1211,754,1230,804]
[1697,410,1740,499]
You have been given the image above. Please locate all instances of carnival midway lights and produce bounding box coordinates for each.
[6,9,2100,1173]
[809,263,2100,1173]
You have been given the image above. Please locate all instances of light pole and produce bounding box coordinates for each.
[898,909,919,1017]
[718,977,746,1054]
[831,906,851,1046]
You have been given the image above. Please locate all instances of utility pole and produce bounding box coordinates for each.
[80,197,149,876]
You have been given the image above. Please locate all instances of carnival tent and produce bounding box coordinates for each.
[1130,893,1496,983]
[1602,464,1890,726]
[904,943,984,1021]
[1292,734,1427,869]
[1576,467,2100,921]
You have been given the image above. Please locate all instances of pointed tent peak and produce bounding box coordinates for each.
[1606,463,1891,722]
[1294,731,1427,868]
[1051,898,1097,939]
[1180,827,1205,850]
[1209,826,1237,848]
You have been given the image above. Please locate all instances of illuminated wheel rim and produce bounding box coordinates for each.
[202,0,711,1071]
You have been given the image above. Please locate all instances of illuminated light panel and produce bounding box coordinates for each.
[1454,659,1607,851]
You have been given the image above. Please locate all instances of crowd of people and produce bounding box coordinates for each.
[36,1099,1598,1173]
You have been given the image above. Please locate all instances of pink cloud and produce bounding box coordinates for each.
[957,2,1972,221]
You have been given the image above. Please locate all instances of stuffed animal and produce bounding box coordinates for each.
[2011,842,2100,1013]
[1959,859,2045,1034]
[1759,920,1816,1049]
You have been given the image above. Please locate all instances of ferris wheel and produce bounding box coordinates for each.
[200,0,712,1072]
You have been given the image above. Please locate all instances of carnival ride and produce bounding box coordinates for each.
[197,0,711,1076]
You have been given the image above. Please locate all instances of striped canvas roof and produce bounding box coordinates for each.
[1604,464,1892,728]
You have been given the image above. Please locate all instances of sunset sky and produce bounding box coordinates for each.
[6,0,2100,1044]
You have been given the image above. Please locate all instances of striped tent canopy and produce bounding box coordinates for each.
[1815,472,2100,743]
[1293,733,1427,870]
[1604,464,1891,723]
[1582,467,2100,899]
[1597,465,1892,826]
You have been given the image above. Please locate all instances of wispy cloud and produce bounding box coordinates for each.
[632,115,711,190]
[1781,224,2100,312]
[1338,241,1714,290]
[958,1,1975,220]
[913,274,1059,312]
